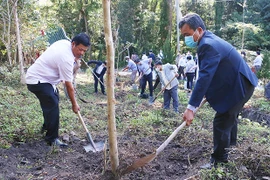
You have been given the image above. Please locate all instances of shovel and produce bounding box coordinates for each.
[121,98,207,175]
[149,76,177,105]
[132,74,143,90]
[77,111,105,152]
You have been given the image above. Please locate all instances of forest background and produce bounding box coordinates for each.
[0,0,270,179]
[0,0,270,80]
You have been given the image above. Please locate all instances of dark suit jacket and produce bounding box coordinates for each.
[87,60,107,77]
[189,31,258,113]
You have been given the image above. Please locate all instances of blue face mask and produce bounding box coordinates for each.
[184,30,198,48]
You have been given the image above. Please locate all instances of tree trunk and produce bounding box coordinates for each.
[14,0,25,84]
[175,0,181,52]
[1,0,13,65]
[102,0,119,177]
[167,0,172,41]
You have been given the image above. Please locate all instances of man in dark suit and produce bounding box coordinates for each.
[87,60,107,95]
[179,13,258,168]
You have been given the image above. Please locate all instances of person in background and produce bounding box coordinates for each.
[153,57,162,91]
[134,58,153,102]
[155,61,179,113]
[87,60,107,95]
[131,53,139,61]
[122,56,137,84]
[148,49,156,63]
[185,55,197,93]
[179,13,258,168]
[177,53,187,80]
[241,51,247,61]
[141,52,148,61]
[253,51,263,74]
[26,33,90,148]
[148,49,156,70]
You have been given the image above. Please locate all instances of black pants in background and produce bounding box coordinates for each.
[27,83,59,143]
[178,66,186,80]
[186,72,195,90]
[141,72,153,97]
[93,72,105,94]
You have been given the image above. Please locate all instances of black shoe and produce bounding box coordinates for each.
[48,139,68,148]
[102,92,106,95]
[140,93,148,99]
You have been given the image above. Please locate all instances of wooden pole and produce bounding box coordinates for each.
[14,0,25,84]
[175,0,181,52]
[102,0,119,175]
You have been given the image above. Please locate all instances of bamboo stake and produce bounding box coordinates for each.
[102,0,119,176]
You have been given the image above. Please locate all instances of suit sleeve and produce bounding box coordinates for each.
[189,44,221,107]
[87,60,99,65]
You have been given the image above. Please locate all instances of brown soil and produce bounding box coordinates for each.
[0,89,212,180]
[1,87,269,180]
[0,131,211,180]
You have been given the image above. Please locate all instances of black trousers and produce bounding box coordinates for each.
[27,83,59,143]
[141,72,153,97]
[178,66,186,80]
[211,77,255,163]
[93,73,105,94]
[186,72,195,90]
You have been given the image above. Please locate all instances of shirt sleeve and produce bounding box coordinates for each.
[58,55,74,82]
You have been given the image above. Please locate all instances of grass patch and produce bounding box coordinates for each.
[0,68,269,179]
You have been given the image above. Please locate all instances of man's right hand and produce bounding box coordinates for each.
[183,108,194,126]
[72,103,80,113]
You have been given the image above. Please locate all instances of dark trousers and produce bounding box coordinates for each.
[27,83,59,143]
[186,72,195,90]
[211,78,255,163]
[178,66,186,80]
[141,72,153,97]
[163,85,179,112]
[93,73,105,94]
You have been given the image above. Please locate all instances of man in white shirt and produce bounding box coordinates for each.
[177,54,187,80]
[253,51,263,74]
[26,33,90,147]
[122,56,138,84]
[155,61,179,112]
[134,58,153,102]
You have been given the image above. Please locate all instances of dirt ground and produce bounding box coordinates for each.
[0,129,211,180]
[0,89,214,180]
[0,83,269,180]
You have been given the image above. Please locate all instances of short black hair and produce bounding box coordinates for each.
[155,61,163,66]
[256,51,260,55]
[72,33,91,47]
[134,58,140,63]
[179,13,206,31]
